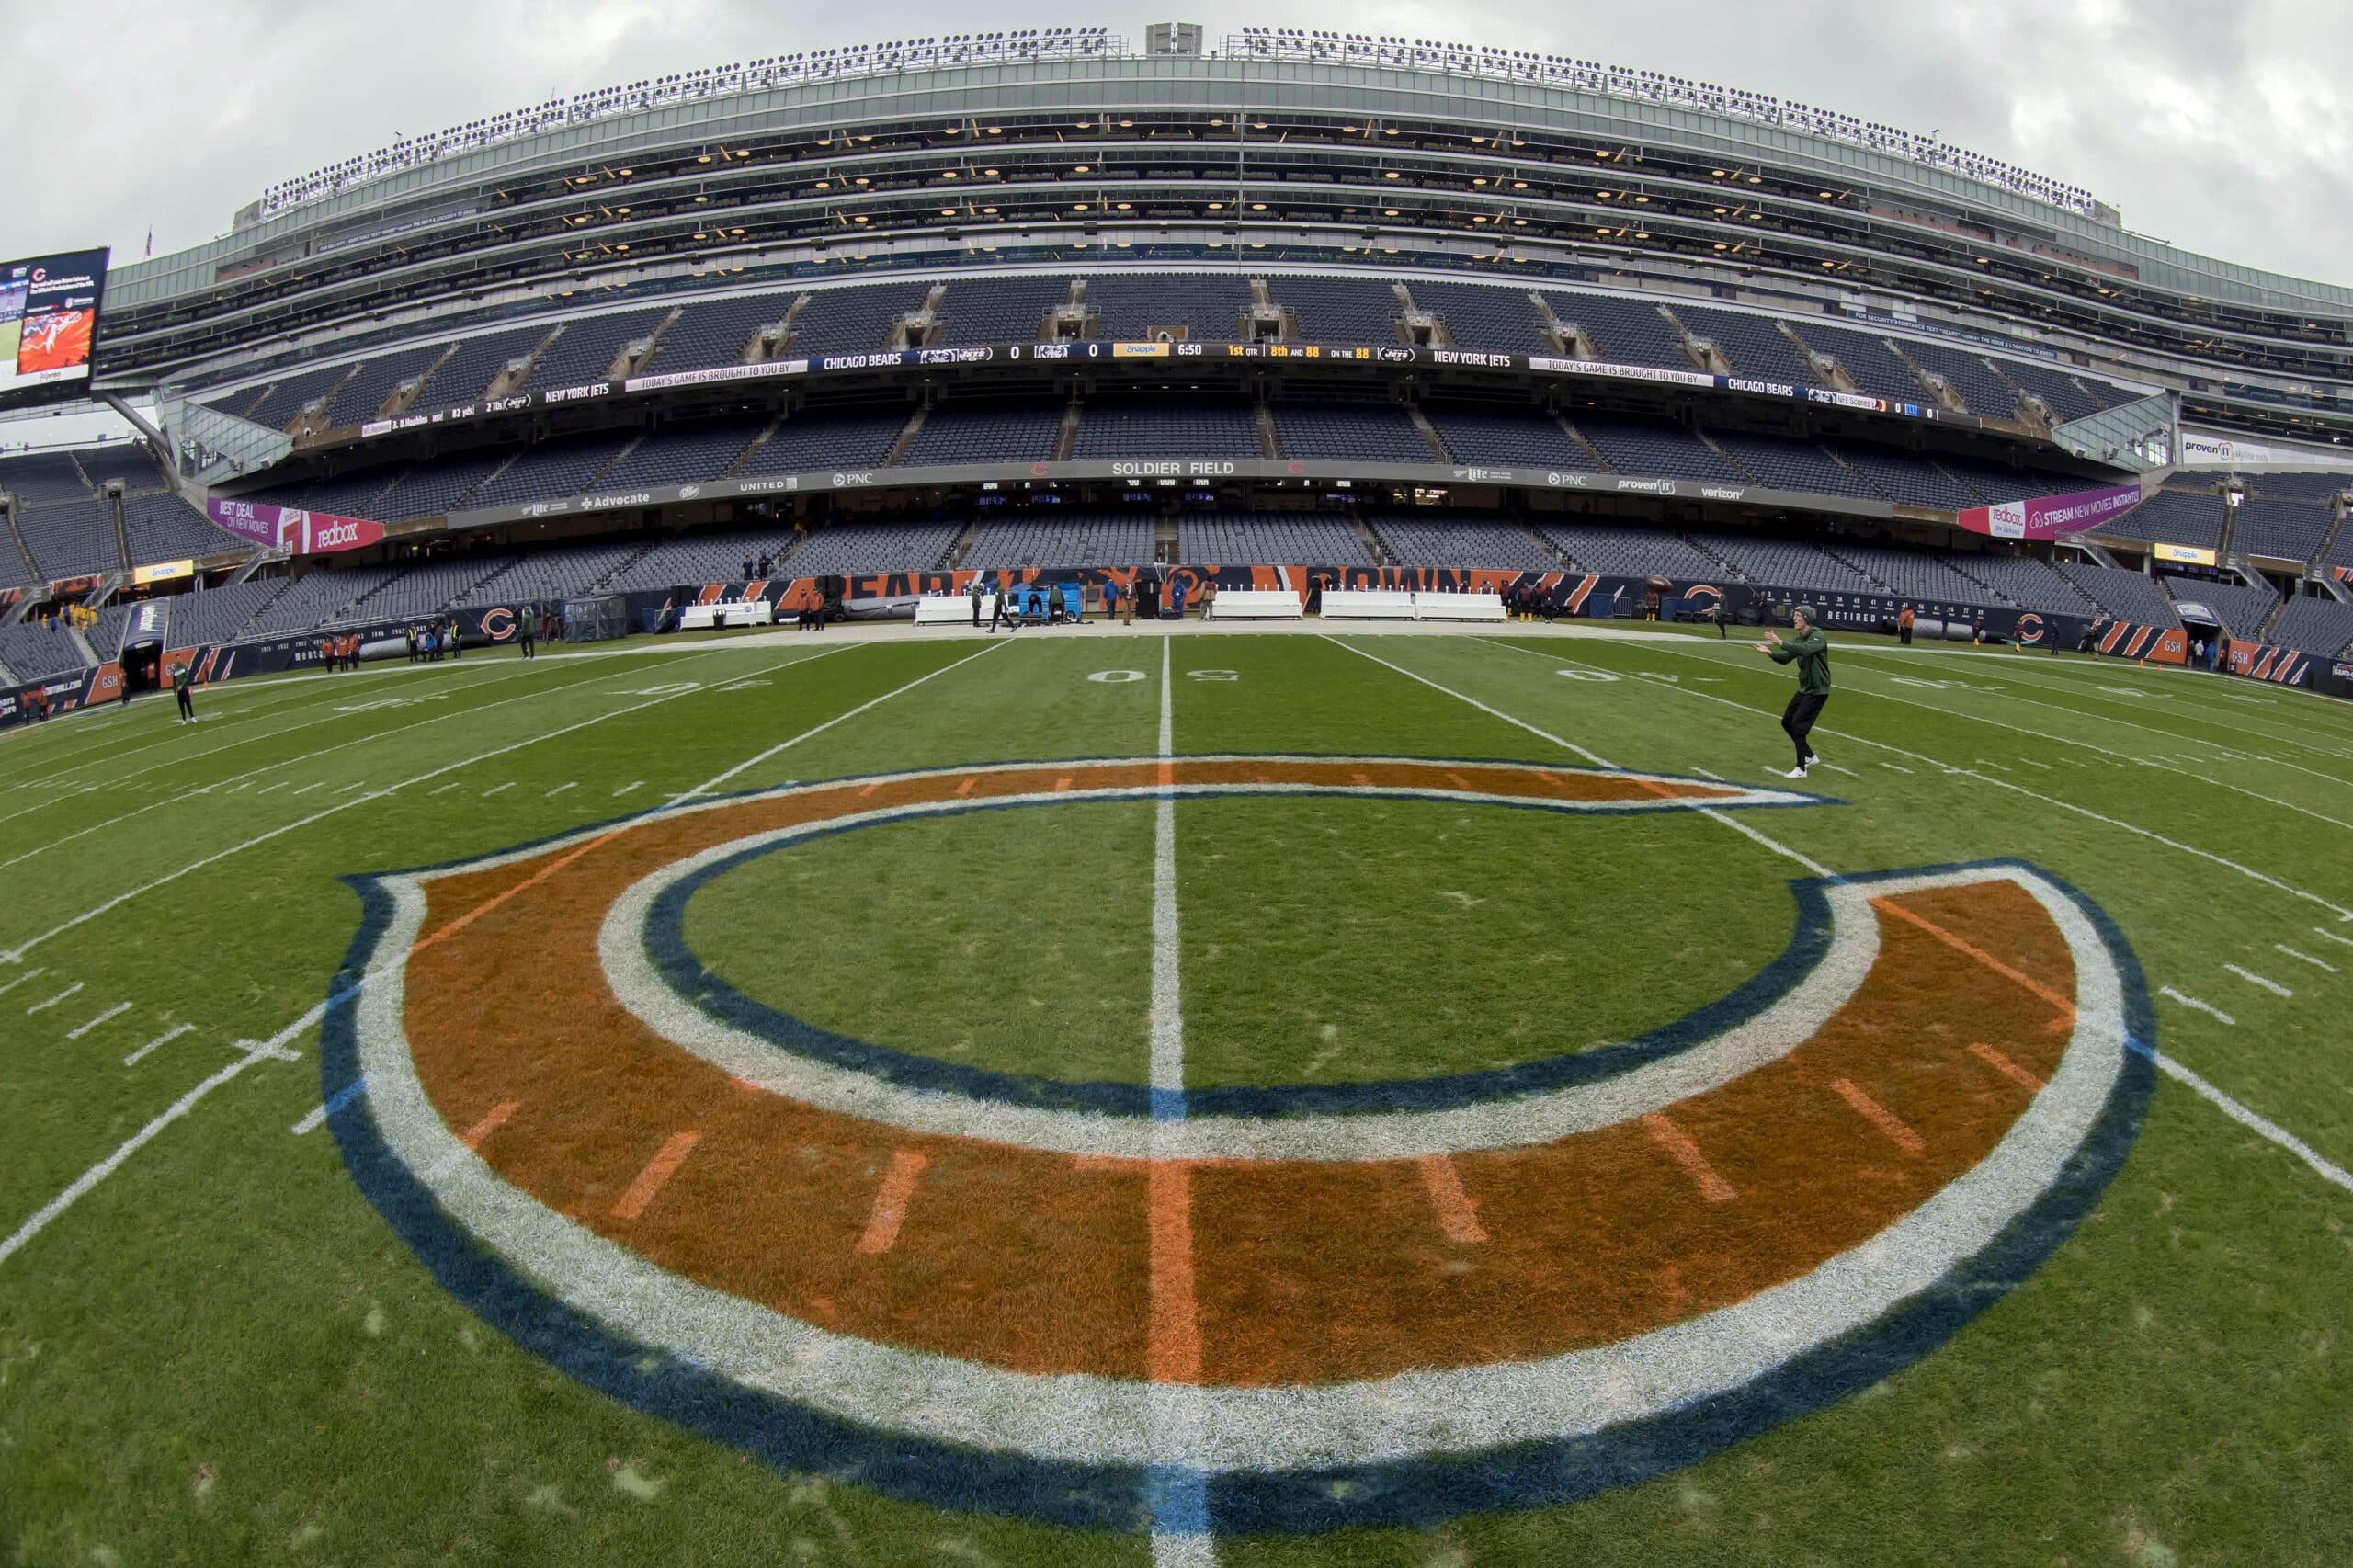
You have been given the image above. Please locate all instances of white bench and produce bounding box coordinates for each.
[1207,589,1304,620]
[677,599,774,631]
[1319,589,1419,620]
[915,594,993,625]
[1413,591,1507,622]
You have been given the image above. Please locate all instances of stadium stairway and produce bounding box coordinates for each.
[1350,515,1393,566]
[4,508,39,585]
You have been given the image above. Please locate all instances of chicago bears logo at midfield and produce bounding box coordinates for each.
[321,756,2152,1540]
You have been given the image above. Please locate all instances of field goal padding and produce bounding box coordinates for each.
[563,595,630,642]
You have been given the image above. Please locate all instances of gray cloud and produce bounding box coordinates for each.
[9,0,2349,290]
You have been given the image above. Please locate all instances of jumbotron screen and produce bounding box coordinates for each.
[0,247,108,412]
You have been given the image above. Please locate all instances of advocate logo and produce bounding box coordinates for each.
[326,759,2149,1545]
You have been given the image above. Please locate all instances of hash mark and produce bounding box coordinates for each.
[460,1099,520,1151]
[612,1131,701,1221]
[1969,1041,2047,1094]
[2274,944,2337,974]
[1828,1077,1925,1156]
[2159,986,2235,1027]
[2223,963,2293,998]
[1416,1153,1488,1244]
[1643,1112,1735,1202]
[856,1148,930,1256]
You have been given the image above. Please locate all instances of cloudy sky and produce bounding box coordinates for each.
[11,0,2351,285]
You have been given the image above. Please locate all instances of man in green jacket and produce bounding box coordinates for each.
[1756,605,1831,778]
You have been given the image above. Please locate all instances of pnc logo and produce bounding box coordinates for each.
[325,758,2150,1540]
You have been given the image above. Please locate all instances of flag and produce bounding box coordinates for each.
[145,228,153,256]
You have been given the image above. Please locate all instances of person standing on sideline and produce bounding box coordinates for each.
[518,604,539,659]
[173,661,198,723]
[1755,605,1831,779]
[1101,575,1120,625]
[447,617,462,659]
[1897,604,1915,646]
[968,575,984,628]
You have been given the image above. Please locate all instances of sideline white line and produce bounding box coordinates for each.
[673,642,999,803]
[1325,635,1834,881]
[2274,944,2337,974]
[63,1001,132,1040]
[2158,987,2235,1027]
[2143,1045,2353,1195]
[123,1022,197,1066]
[1497,638,2353,924]
[2223,963,2293,998]
[0,650,802,966]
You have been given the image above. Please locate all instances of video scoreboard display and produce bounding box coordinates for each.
[0,247,108,412]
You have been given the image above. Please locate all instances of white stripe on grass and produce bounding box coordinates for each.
[2139,1045,2353,1196]
[1498,638,2353,924]
[2158,987,2235,1027]
[63,1001,132,1040]
[123,1022,197,1066]
[671,641,1000,803]
[2274,944,2337,973]
[2223,964,2293,998]
[0,648,822,966]
[1324,636,1836,881]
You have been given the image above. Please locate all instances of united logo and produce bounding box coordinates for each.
[322,757,2151,1539]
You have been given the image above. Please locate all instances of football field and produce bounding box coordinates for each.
[3,621,2349,1565]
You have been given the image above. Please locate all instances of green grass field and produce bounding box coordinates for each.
[3,621,2350,1566]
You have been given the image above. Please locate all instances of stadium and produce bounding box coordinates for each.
[3,21,2351,1566]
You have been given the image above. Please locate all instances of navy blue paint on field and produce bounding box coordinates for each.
[643,785,1837,1119]
[324,836,2147,1540]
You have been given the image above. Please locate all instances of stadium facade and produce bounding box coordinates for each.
[5,25,2353,721]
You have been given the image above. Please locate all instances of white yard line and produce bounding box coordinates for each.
[2158,987,2235,1027]
[123,1022,197,1066]
[1148,633,1212,1567]
[1151,637,1186,1109]
[1496,638,2353,924]
[2141,1045,2353,1196]
[0,1031,305,1268]
[0,650,807,966]
[2223,964,2293,998]
[1325,635,1835,881]
[0,643,920,1272]
[672,642,999,803]
[63,1001,132,1040]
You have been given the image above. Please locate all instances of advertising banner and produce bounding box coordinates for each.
[205,497,388,556]
[1955,483,2143,541]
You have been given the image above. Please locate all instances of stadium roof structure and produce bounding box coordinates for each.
[96,24,2353,451]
